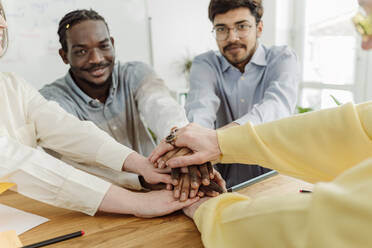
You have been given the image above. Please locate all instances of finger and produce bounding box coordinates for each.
[153,161,159,168]
[189,188,198,198]
[201,181,224,194]
[158,148,182,169]
[167,153,206,168]
[173,147,192,157]
[214,170,227,192]
[180,167,189,173]
[180,173,190,202]
[155,173,172,185]
[199,164,210,186]
[172,196,200,210]
[173,174,183,199]
[162,148,181,161]
[171,168,180,186]
[154,166,172,174]
[149,142,175,164]
[205,191,219,197]
[189,165,200,189]
[166,183,173,191]
[197,191,205,197]
[206,162,214,179]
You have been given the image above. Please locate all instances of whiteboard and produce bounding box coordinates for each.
[0,0,151,89]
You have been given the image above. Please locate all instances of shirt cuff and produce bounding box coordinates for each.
[235,114,260,126]
[95,138,135,172]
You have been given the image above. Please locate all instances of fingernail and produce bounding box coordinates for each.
[172,180,178,186]
[203,179,210,186]
[190,190,195,198]
[181,192,187,201]
[174,190,180,198]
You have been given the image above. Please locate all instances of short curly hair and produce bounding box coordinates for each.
[208,0,264,23]
[58,9,109,52]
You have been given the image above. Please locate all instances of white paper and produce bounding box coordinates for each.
[0,204,49,235]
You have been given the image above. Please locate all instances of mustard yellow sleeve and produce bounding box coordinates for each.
[194,159,372,248]
[218,102,372,183]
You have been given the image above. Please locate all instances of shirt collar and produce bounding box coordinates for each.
[219,43,267,72]
[65,63,118,105]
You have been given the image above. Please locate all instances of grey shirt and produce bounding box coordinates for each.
[41,61,188,156]
[40,61,188,189]
[186,43,298,128]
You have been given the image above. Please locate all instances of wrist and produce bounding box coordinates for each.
[99,185,138,215]
[122,152,143,174]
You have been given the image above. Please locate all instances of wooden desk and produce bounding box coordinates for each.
[0,175,312,248]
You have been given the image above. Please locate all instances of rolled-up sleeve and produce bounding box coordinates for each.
[0,136,111,216]
[134,63,189,140]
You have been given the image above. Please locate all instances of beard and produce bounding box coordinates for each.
[222,42,257,67]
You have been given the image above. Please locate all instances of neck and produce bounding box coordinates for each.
[71,72,111,103]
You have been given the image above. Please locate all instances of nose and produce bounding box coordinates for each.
[226,28,239,42]
[88,48,104,64]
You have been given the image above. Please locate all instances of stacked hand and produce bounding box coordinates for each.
[150,134,226,201]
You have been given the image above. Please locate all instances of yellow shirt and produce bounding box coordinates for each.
[194,102,372,248]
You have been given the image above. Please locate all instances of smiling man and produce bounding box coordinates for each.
[185,0,298,187]
[40,9,188,189]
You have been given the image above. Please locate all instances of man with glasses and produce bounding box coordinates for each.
[185,0,298,187]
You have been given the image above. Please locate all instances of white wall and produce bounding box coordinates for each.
[0,0,151,89]
[0,0,288,91]
[147,0,217,90]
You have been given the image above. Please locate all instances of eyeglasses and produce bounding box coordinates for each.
[352,12,372,36]
[212,23,254,41]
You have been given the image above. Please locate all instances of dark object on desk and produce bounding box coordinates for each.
[22,230,84,248]
[216,163,272,189]
[299,189,312,193]
[227,170,278,192]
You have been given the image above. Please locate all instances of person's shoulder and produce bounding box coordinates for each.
[116,61,152,74]
[0,72,33,93]
[264,45,297,63]
[39,76,77,109]
[194,50,220,63]
[192,50,223,71]
[116,61,156,88]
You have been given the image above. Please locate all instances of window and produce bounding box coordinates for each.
[294,0,362,110]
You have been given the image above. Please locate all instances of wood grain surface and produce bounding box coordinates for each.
[0,174,312,248]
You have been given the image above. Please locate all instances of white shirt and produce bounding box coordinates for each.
[0,72,140,216]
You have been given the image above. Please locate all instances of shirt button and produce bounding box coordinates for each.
[240,99,245,103]
[112,126,118,130]
[240,76,245,80]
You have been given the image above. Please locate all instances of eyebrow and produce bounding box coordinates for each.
[214,20,251,27]
[71,38,110,49]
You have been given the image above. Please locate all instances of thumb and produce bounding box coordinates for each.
[155,173,172,184]
[167,153,205,168]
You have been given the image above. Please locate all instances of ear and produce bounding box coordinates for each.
[256,21,263,38]
[110,37,115,48]
[59,49,69,64]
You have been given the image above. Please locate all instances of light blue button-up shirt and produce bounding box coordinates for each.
[186,43,298,128]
